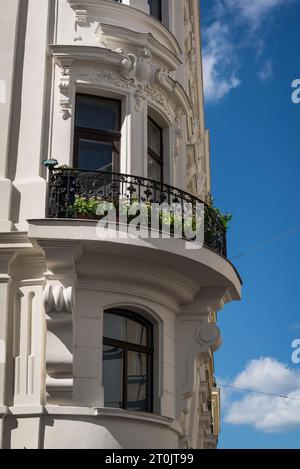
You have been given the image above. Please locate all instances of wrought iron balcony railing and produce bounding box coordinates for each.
[47,168,227,257]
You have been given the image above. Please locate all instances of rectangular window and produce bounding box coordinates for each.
[148,0,162,21]
[147,117,163,183]
[74,94,121,172]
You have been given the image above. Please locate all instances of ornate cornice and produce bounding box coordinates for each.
[49,44,192,123]
[98,24,181,71]
[67,0,182,58]
[50,44,124,69]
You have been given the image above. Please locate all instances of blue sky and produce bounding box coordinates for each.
[200,0,300,449]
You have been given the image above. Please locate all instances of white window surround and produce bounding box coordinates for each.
[49,46,190,185]
[67,87,174,184]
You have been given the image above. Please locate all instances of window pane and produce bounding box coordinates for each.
[76,96,120,132]
[148,0,162,21]
[127,351,148,412]
[77,139,113,172]
[104,313,148,346]
[104,314,126,342]
[103,345,123,408]
[148,120,162,156]
[148,155,161,182]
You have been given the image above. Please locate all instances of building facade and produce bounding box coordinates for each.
[0,0,241,449]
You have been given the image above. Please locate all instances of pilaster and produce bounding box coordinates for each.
[0,252,14,408]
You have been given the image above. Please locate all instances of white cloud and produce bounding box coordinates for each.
[258,60,273,81]
[223,357,300,432]
[202,0,296,103]
[224,0,290,30]
[202,21,241,103]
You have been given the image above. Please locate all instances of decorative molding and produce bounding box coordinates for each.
[195,323,221,352]
[67,0,182,58]
[50,44,191,121]
[98,23,181,71]
[12,288,41,406]
[43,284,74,314]
[74,9,87,26]
[177,357,216,449]
[44,282,74,405]
[58,61,73,120]
[174,110,183,160]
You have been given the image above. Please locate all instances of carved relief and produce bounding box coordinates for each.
[43,284,74,314]
[51,43,188,123]
[184,0,209,199]
[59,63,73,121]
[44,283,74,404]
[195,323,221,351]
[174,110,183,160]
[178,357,217,449]
[74,9,87,27]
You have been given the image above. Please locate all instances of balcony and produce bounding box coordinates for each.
[46,168,227,258]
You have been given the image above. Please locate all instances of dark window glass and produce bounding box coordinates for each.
[102,345,123,408]
[104,312,148,346]
[148,117,163,183]
[74,94,121,172]
[148,119,162,155]
[103,310,153,412]
[76,95,120,132]
[127,351,148,411]
[77,140,114,172]
[148,0,162,21]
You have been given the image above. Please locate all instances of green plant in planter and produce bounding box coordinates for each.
[70,196,102,218]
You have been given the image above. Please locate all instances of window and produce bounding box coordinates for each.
[103,310,153,412]
[148,117,163,183]
[74,94,121,172]
[148,0,162,21]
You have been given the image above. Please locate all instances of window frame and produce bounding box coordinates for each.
[103,309,154,413]
[73,94,122,172]
[147,116,164,184]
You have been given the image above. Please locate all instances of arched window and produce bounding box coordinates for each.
[103,310,153,412]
